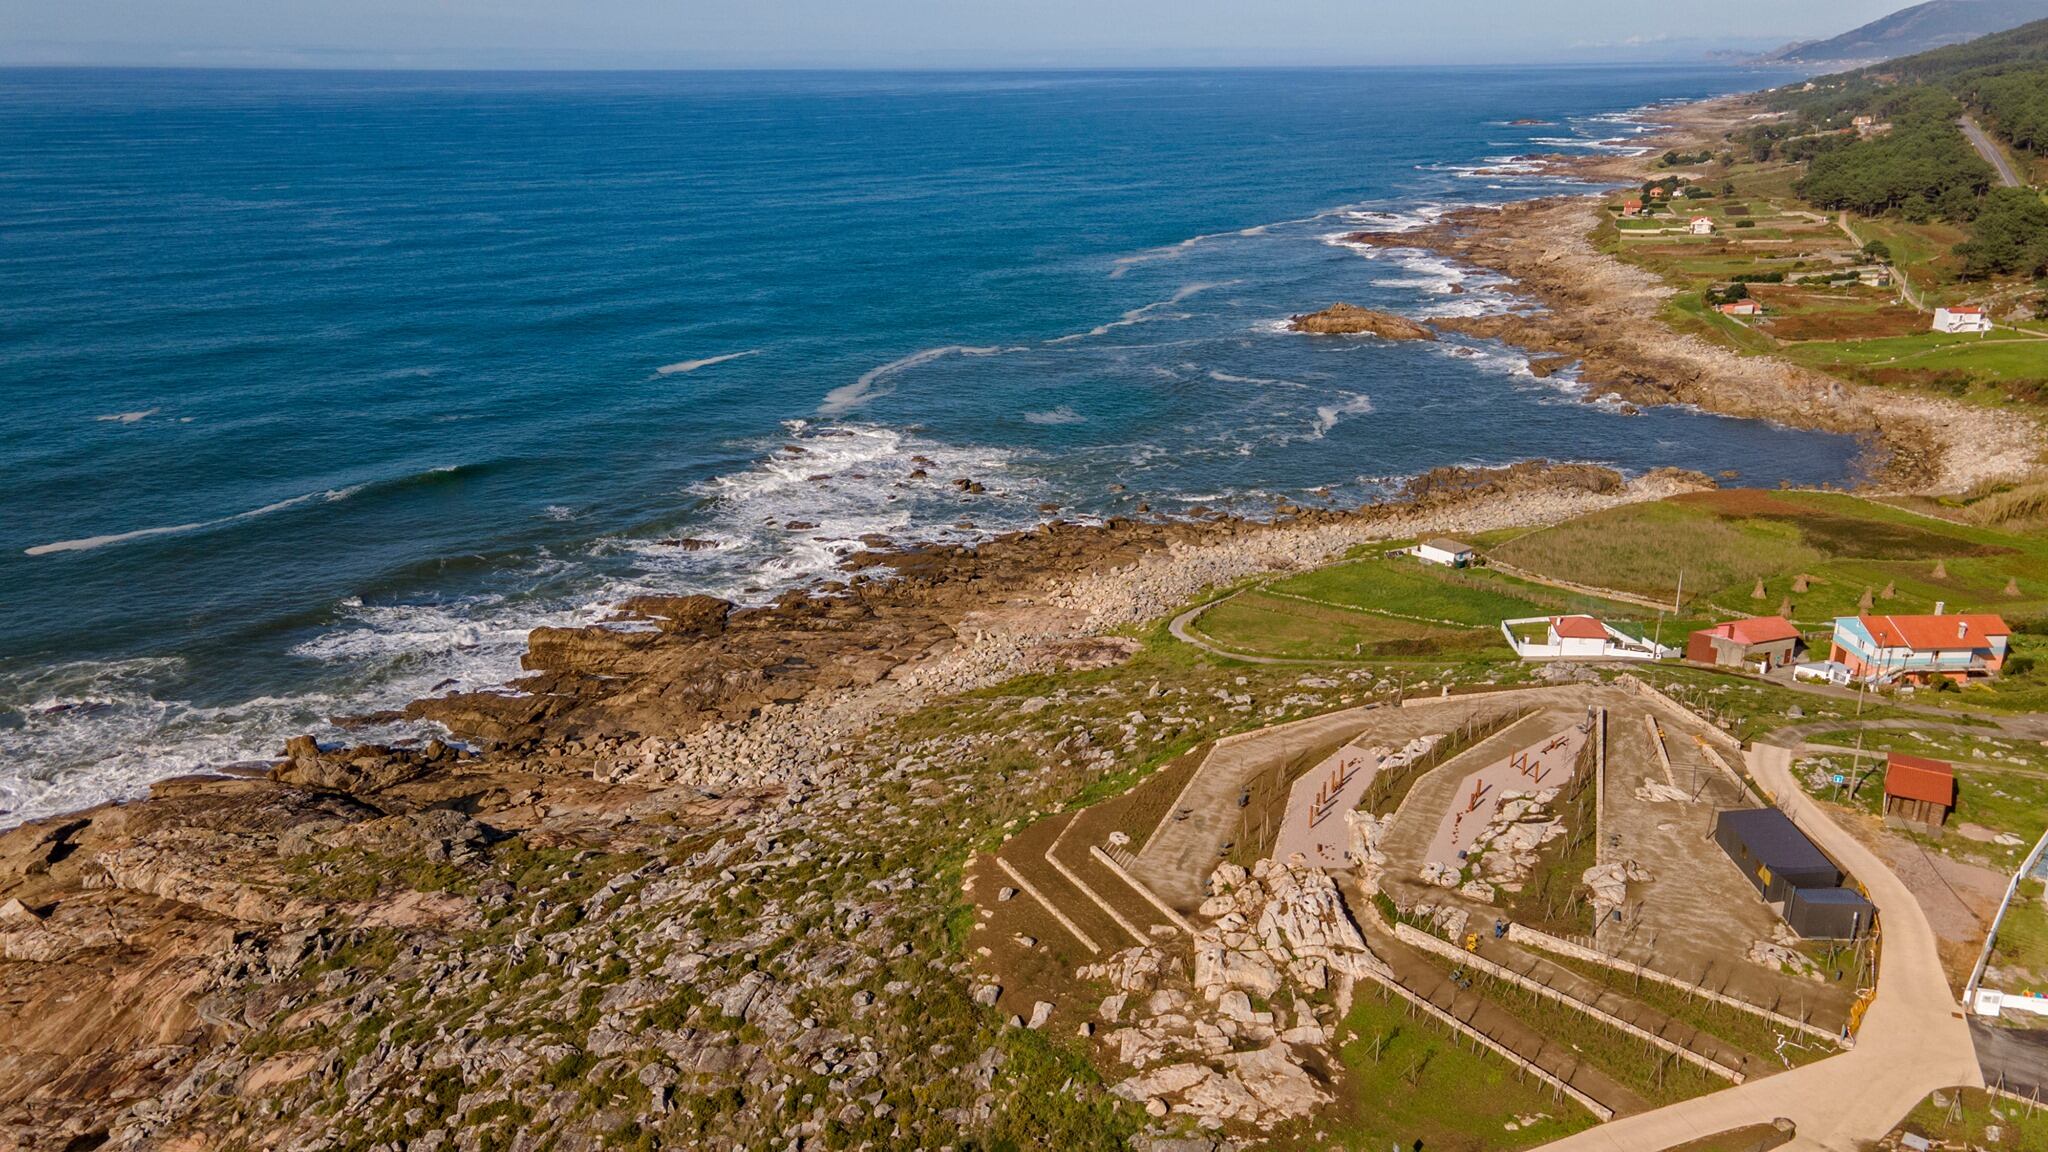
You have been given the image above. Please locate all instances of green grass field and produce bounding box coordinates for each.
[1889,1088,2048,1151]
[1487,491,2048,627]
[1783,332,2048,383]
[1186,550,1706,663]
[1993,880,2048,983]
[1603,155,2046,415]
[1796,744,2048,869]
[1273,985,1594,1151]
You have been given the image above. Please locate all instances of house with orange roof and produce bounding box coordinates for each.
[1686,616,1803,670]
[1883,752,1955,828]
[1933,306,1992,335]
[1828,611,2011,685]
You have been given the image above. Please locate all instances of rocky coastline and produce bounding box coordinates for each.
[1340,98,2042,495]
[5,89,2043,1152]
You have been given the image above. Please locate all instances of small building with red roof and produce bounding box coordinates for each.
[1687,616,1803,671]
[1622,198,1645,217]
[1829,612,2011,685]
[1548,615,1612,657]
[1883,752,1956,827]
[1933,306,1992,335]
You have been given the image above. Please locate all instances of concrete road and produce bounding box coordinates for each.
[1962,114,2024,189]
[1530,743,1982,1151]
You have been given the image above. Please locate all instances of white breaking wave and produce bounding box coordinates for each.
[1106,214,1326,277]
[625,421,1048,603]
[95,408,159,424]
[1046,280,1238,344]
[1209,370,1305,390]
[1311,394,1376,438]
[656,349,761,376]
[819,345,1013,415]
[1024,406,1086,425]
[25,487,356,557]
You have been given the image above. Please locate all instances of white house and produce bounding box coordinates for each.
[1933,306,1992,335]
[1415,538,1476,568]
[1689,217,1716,235]
[1548,615,1614,657]
[1501,615,1678,662]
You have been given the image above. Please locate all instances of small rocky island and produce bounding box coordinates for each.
[1287,302,1436,340]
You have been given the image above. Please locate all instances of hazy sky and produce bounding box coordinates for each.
[3,0,1912,69]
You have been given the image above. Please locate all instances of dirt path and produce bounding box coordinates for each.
[1166,591,1317,666]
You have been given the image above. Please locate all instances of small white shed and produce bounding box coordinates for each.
[1415,538,1476,568]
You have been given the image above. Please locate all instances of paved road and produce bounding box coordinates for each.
[1962,115,2024,189]
[1531,744,1982,1151]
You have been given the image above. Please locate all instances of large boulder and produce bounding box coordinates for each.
[612,594,733,638]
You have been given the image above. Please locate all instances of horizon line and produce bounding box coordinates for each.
[0,59,1803,75]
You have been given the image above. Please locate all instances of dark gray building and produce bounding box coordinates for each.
[1785,885,1874,940]
[1711,807,1842,904]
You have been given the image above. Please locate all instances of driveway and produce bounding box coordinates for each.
[1530,744,1982,1150]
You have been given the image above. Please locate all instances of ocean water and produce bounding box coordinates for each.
[0,64,1848,827]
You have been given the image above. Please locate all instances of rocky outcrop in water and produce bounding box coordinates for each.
[1287,303,1436,340]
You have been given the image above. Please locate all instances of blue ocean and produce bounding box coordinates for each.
[0,65,1843,826]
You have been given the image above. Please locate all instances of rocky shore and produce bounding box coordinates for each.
[0,460,1708,1151]
[1341,99,2042,495]
[5,90,2041,1152]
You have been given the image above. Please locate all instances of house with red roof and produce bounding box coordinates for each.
[1828,612,2011,685]
[1883,752,1955,827]
[1717,300,1762,317]
[1498,614,1676,661]
[1687,616,1803,670]
[1547,614,1612,656]
[1689,216,1716,235]
[1621,198,1645,217]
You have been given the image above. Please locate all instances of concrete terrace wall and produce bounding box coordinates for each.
[1349,962,1617,1121]
[1393,923,1744,1083]
[1506,923,1846,1047]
